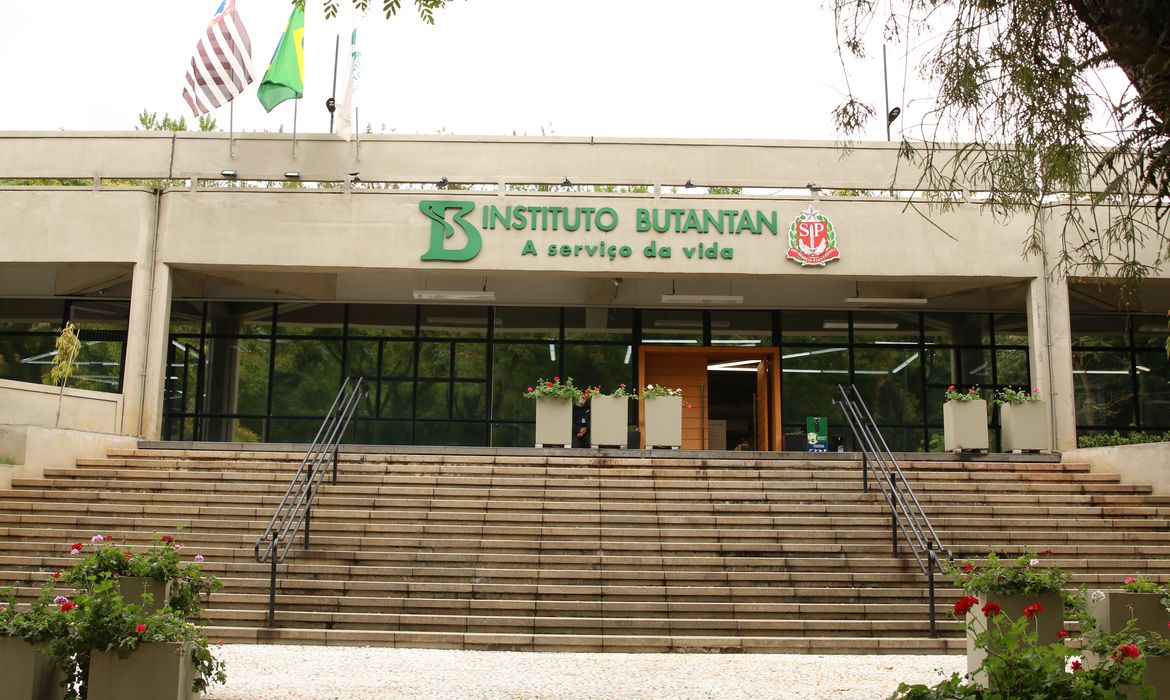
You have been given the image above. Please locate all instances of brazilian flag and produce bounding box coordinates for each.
[257,8,305,112]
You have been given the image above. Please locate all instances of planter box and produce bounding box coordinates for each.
[589,396,628,448]
[1000,401,1050,452]
[534,397,572,448]
[1125,654,1170,700]
[118,576,172,614]
[88,642,197,700]
[1087,590,1170,637]
[0,636,61,700]
[966,592,1063,680]
[643,396,682,449]
[944,399,988,452]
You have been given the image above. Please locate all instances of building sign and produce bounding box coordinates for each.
[786,207,841,267]
[418,199,841,267]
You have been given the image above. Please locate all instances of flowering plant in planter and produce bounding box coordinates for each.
[638,384,682,400]
[63,533,222,618]
[949,550,1071,597]
[610,383,635,398]
[522,376,583,403]
[0,584,72,646]
[995,386,1043,405]
[944,384,982,401]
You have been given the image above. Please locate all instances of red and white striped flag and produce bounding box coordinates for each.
[182,0,254,116]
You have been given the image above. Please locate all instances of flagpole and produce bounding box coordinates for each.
[355,106,361,161]
[292,100,298,160]
[329,34,340,134]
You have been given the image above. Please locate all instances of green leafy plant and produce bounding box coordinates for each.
[995,386,1043,405]
[48,322,80,388]
[1121,576,1167,595]
[638,384,682,400]
[610,383,634,398]
[949,550,1072,597]
[1077,431,1170,448]
[62,533,222,619]
[523,376,583,403]
[892,594,1150,699]
[944,384,982,402]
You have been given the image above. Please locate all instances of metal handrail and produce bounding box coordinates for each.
[253,376,366,627]
[834,384,954,638]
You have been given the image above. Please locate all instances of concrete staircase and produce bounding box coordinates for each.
[1,447,1168,654]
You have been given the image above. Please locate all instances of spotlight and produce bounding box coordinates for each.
[349,171,360,183]
[561,177,572,187]
[284,171,301,179]
[887,107,901,125]
[438,177,449,188]
[220,169,237,178]
[684,179,695,188]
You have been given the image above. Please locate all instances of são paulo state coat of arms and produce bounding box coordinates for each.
[786,207,841,266]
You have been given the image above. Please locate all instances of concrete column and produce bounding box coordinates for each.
[1028,241,1078,451]
[139,262,173,441]
[120,191,162,438]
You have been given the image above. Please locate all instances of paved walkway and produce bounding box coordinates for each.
[203,646,965,699]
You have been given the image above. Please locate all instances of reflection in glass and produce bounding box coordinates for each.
[1072,350,1135,426]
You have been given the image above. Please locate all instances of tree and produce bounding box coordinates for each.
[831,0,1170,298]
[136,110,217,133]
[296,0,457,22]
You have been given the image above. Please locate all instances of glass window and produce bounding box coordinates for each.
[70,301,130,331]
[492,344,557,421]
[0,299,65,332]
[235,339,270,416]
[851,311,920,345]
[852,346,924,425]
[781,310,848,345]
[1136,352,1170,427]
[996,349,1030,386]
[169,301,204,335]
[381,341,415,378]
[418,342,450,378]
[492,423,534,448]
[993,313,1029,346]
[641,309,702,345]
[1072,350,1135,427]
[923,312,990,346]
[420,306,487,339]
[270,338,343,416]
[565,307,632,341]
[565,344,633,394]
[1071,314,1130,348]
[345,340,379,380]
[710,311,772,347]
[1133,315,1169,352]
[415,381,450,419]
[348,304,415,337]
[0,334,57,385]
[452,382,487,420]
[276,303,344,336]
[455,343,486,379]
[781,345,848,426]
[378,381,414,419]
[494,307,559,341]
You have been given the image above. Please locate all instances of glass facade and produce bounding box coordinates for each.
[1071,313,1170,438]
[0,299,129,393]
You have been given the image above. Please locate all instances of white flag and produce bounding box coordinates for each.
[336,28,360,141]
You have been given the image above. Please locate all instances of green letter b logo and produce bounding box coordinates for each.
[419,200,482,262]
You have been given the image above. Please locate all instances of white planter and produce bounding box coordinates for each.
[88,642,197,700]
[943,399,988,451]
[1086,590,1170,638]
[643,396,682,449]
[534,397,572,448]
[1000,401,1050,452]
[589,396,628,448]
[966,592,1063,682]
[118,576,172,615]
[0,636,61,700]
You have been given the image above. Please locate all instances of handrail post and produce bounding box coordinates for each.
[862,452,869,492]
[267,538,278,627]
[304,499,311,549]
[928,548,938,639]
[890,474,899,556]
[332,444,339,485]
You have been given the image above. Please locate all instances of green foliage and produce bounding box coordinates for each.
[48,322,79,387]
[949,550,1072,596]
[312,0,457,23]
[944,384,982,402]
[893,598,1150,699]
[993,387,1042,406]
[1120,575,1168,595]
[523,376,583,403]
[136,110,217,133]
[1077,430,1170,448]
[706,186,743,195]
[639,384,683,400]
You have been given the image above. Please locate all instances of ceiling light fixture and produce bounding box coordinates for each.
[412,290,496,302]
[660,294,743,305]
[845,297,927,305]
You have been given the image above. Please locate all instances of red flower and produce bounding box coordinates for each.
[982,601,1002,618]
[1023,602,1044,618]
[962,563,974,572]
[546,381,553,388]
[135,623,147,633]
[123,550,133,558]
[1057,629,1069,638]
[553,376,560,381]
[51,571,61,579]
[1112,643,1141,660]
[59,602,76,613]
[1071,660,1083,670]
[953,596,980,615]
[948,385,955,390]
[527,387,533,392]
[161,535,174,544]
[1125,577,1137,584]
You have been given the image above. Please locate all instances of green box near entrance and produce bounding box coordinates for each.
[806,417,828,452]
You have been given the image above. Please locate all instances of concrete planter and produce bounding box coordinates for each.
[1087,590,1170,638]
[88,642,197,700]
[118,576,172,614]
[643,396,682,449]
[0,636,62,700]
[966,592,1063,680]
[1001,401,1049,452]
[534,397,572,448]
[943,399,988,452]
[589,396,628,448]
[1125,654,1170,700]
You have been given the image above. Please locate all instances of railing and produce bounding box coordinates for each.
[253,376,366,627]
[833,384,953,638]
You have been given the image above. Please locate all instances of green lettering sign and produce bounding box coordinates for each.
[419,200,483,262]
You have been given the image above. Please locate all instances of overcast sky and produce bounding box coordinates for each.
[0,1,960,140]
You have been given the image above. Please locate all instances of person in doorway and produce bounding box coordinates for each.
[572,396,591,448]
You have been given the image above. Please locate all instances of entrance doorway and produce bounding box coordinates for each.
[638,347,781,450]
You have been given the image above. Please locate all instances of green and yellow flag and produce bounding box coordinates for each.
[257,8,305,112]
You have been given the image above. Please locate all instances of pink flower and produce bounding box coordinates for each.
[1125,577,1137,584]
[69,548,80,555]
[948,385,955,390]
[135,623,147,633]
[194,554,205,563]
[527,387,533,392]
[173,544,182,551]
[53,596,68,605]
[91,534,104,544]
[554,376,560,381]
